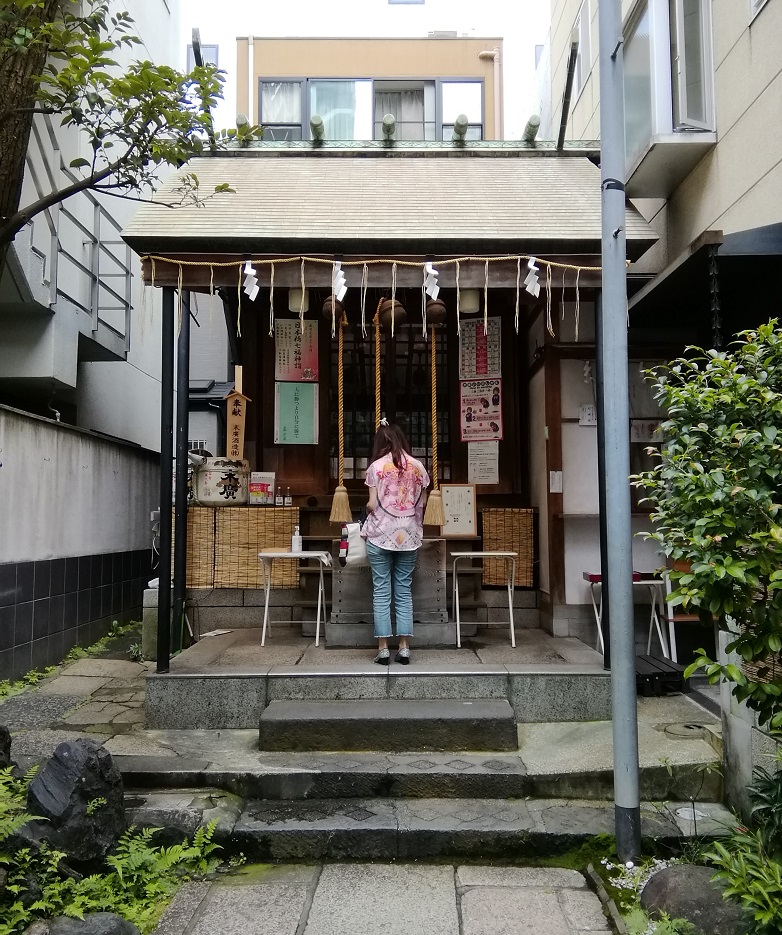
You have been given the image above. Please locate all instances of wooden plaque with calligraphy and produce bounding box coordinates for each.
[225,389,251,459]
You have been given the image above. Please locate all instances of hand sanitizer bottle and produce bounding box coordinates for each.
[291,525,302,553]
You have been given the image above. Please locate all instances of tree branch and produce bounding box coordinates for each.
[0,158,122,244]
[0,106,63,129]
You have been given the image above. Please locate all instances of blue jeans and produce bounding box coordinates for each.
[366,541,418,639]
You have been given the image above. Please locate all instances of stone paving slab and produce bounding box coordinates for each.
[151,865,608,935]
[0,694,85,730]
[37,675,110,695]
[456,866,588,889]
[304,864,459,935]
[62,658,149,679]
[189,882,310,935]
[461,887,593,935]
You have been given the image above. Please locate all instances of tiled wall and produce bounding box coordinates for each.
[0,550,152,681]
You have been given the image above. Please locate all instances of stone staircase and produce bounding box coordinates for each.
[126,665,731,860]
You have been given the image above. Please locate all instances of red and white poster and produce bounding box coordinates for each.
[459,317,501,379]
[460,378,503,441]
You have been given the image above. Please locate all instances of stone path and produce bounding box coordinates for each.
[153,864,612,935]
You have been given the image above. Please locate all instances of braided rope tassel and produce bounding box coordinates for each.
[390,261,397,338]
[422,325,444,527]
[374,299,382,430]
[237,262,242,337]
[329,310,352,523]
[268,262,275,336]
[483,259,489,335]
[455,259,461,336]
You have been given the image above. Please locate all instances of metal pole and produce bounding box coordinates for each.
[156,286,175,673]
[595,293,610,671]
[598,0,641,859]
[172,290,191,655]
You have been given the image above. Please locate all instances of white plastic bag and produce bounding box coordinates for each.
[344,522,369,568]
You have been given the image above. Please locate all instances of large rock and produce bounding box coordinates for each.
[25,914,140,935]
[26,739,126,864]
[641,865,749,935]
[0,724,11,767]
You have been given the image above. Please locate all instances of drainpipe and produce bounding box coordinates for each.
[478,47,502,140]
[557,31,580,150]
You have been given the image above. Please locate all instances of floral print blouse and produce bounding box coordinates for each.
[362,454,430,551]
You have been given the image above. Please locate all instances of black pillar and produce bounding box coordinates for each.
[156,286,176,672]
[172,290,191,654]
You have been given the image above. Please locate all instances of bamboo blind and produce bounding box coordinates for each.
[214,507,300,588]
[481,508,535,587]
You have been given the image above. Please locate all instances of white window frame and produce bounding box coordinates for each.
[670,0,714,130]
[573,0,591,100]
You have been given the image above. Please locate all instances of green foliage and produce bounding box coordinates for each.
[85,797,106,817]
[0,0,261,244]
[625,908,698,935]
[0,763,222,935]
[747,750,782,860]
[633,321,782,731]
[703,755,782,934]
[706,828,782,935]
[0,667,57,700]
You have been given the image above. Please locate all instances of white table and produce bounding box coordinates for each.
[582,571,673,658]
[257,550,331,647]
[451,551,517,648]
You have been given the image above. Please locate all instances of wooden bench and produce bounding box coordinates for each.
[635,654,691,696]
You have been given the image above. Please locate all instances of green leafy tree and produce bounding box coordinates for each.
[0,0,255,268]
[633,321,782,732]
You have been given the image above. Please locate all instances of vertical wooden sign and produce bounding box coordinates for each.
[225,388,251,459]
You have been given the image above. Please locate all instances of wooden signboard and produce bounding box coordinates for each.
[440,484,477,538]
[225,389,250,459]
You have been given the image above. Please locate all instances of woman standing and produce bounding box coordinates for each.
[363,422,430,665]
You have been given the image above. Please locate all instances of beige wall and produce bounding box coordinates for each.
[547,0,782,268]
[238,36,502,139]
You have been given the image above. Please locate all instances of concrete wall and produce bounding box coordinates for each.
[0,405,157,680]
[0,406,158,563]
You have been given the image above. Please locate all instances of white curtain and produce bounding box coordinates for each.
[375,90,425,140]
[261,82,301,123]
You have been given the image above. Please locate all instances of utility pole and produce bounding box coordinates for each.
[597,0,642,860]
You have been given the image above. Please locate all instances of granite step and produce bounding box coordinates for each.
[114,749,723,804]
[122,788,734,861]
[258,699,518,752]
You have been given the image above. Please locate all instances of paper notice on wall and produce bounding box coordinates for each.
[275,320,318,381]
[468,441,499,485]
[460,378,503,441]
[274,382,318,444]
[459,316,501,378]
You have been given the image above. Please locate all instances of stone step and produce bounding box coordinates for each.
[115,749,723,804]
[123,788,734,861]
[258,699,518,752]
[146,667,612,730]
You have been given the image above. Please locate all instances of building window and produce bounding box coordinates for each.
[309,80,373,140]
[671,0,712,129]
[441,80,484,140]
[573,0,591,98]
[259,78,483,142]
[623,0,714,170]
[186,43,218,71]
[260,81,304,141]
[374,80,435,140]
